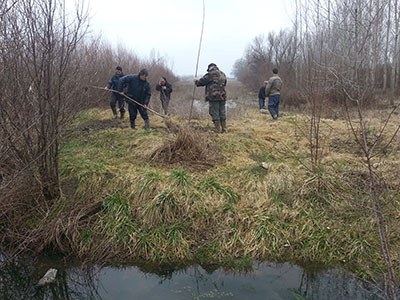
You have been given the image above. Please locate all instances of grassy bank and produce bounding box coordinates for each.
[42,106,399,280]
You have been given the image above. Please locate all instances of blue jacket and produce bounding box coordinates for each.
[107,73,124,96]
[118,74,151,105]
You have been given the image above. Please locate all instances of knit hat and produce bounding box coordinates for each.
[139,68,149,76]
[207,63,217,71]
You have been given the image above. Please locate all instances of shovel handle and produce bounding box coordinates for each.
[89,85,166,119]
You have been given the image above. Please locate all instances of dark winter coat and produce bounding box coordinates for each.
[107,73,124,96]
[117,74,151,105]
[258,85,266,99]
[155,82,173,100]
[195,67,227,101]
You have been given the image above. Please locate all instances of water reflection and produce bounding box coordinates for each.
[0,256,101,300]
[0,257,382,300]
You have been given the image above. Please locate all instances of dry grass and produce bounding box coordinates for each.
[147,124,221,170]
[1,84,400,281]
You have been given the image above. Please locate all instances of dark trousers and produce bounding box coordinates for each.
[209,100,226,121]
[258,97,266,109]
[110,94,125,113]
[127,101,149,127]
[268,95,280,118]
[160,96,170,114]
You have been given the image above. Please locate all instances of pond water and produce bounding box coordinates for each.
[0,256,382,300]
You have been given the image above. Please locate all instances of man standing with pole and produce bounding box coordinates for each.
[155,77,173,115]
[193,63,228,133]
[118,69,152,130]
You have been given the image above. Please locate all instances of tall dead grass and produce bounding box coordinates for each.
[147,124,221,170]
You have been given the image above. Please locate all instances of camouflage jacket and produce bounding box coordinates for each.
[195,67,227,101]
[265,75,282,97]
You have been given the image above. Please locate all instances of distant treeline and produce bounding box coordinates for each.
[233,0,400,107]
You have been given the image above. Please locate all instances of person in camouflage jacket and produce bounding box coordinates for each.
[194,63,228,133]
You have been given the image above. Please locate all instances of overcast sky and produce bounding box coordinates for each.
[80,0,294,76]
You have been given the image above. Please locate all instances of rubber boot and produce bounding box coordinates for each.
[120,111,125,119]
[111,107,118,119]
[220,120,227,133]
[130,121,135,130]
[144,119,151,131]
[213,120,221,133]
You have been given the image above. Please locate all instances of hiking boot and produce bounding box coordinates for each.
[213,120,221,133]
[112,107,118,119]
[220,120,227,133]
[144,119,151,131]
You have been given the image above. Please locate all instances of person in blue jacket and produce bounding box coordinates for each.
[106,66,125,119]
[118,69,152,130]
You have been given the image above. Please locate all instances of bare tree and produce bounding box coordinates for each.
[234,1,400,298]
[0,0,89,200]
[391,0,399,94]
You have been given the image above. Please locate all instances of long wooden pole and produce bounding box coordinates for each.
[88,85,167,119]
[188,0,205,121]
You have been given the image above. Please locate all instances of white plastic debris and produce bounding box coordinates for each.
[38,268,57,286]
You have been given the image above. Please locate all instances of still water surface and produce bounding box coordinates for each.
[0,257,381,300]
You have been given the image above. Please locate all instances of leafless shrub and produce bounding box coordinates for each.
[0,0,90,201]
[0,0,179,259]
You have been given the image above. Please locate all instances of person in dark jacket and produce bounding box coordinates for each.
[258,81,267,110]
[118,69,152,130]
[194,63,228,133]
[106,66,125,119]
[155,77,173,115]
